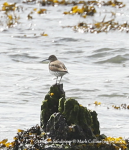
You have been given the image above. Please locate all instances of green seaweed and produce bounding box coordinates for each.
[40,84,65,130]
[91,111,100,136]
[41,84,100,140]
[58,97,65,113]
[63,98,80,125]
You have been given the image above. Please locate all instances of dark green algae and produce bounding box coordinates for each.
[40,84,100,139]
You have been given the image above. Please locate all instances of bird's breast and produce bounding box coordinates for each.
[49,70,67,77]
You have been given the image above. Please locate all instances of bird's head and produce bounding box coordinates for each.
[42,55,57,63]
[48,55,57,62]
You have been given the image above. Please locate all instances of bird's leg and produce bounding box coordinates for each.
[59,76,62,84]
[56,76,58,84]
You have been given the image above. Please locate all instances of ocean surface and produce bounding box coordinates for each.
[0,0,129,141]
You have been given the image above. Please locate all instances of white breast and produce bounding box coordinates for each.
[49,70,67,77]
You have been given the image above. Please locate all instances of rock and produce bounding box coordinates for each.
[58,97,65,114]
[40,84,65,130]
[63,98,97,140]
[63,98,80,125]
[46,112,69,140]
[68,124,86,140]
[40,84,100,140]
[90,111,100,135]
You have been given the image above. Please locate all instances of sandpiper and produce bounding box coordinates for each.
[43,55,68,84]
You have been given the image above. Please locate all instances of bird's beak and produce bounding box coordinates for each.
[42,59,48,61]
[41,59,49,63]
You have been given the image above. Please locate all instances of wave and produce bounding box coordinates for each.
[98,93,125,98]
[95,55,128,64]
[9,53,39,63]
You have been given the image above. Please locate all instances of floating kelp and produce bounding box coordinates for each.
[1,2,16,11]
[40,0,125,8]
[0,1,49,34]
[0,2,21,28]
[40,32,48,36]
[102,0,125,8]
[85,0,125,8]
[0,1,126,33]
[1,2,23,12]
[94,101,101,105]
[5,13,20,28]
[23,0,36,4]
[89,101,129,111]
[70,19,129,33]
[112,105,120,109]
[36,8,47,14]
[63,4,96,17]
[22,0,125,8]
[27,13,33,20]
[112,103,129,110]
[27,8,47,21]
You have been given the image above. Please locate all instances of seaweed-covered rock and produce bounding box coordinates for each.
[58,97,66,113]
[68,124,86,140]
[63,98,80,125]
[91,111,100,135]
[63,99,97,140]
[46,112,69,140]
[40,84,65,130]
[40,84,100,140]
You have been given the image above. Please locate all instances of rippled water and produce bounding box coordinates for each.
[0,0,129,141]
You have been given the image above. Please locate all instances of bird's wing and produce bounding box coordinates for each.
[49,61,68,72]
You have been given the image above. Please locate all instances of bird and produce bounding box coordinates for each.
[43,55,68,84]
